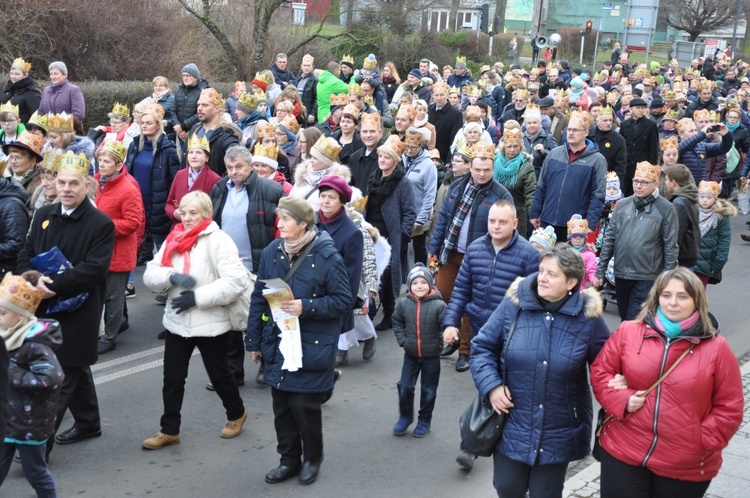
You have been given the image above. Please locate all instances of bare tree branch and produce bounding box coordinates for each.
[662,0,736,41]
[285,13,357,57]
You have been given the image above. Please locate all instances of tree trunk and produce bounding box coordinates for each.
[330,0,340,25]
[345,0,355,26]
[744,3,750,52]
[688,32,700,42]
[449,0,460,32]
[495,0,507,33]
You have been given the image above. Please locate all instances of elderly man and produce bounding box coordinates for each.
[429,143,513,372]
[619,97,659,197]
[210,146,284,386]
[404,69,432,104]
[270,53,297,89]
[428,82,463,163]
[296,54,318,127]
[595,162,679,321]
[348,113,383,194]
[187,88,241,176]
[17,152,115,455]
[590,105,627,184]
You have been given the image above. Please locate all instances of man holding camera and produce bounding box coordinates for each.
[675,118,733,184]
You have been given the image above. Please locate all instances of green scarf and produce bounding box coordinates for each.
[493,152,525,188]
[656,306,683,338]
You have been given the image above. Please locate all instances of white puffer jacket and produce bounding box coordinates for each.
[144,222,251,338]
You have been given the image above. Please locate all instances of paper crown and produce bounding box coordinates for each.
[663,109,680,121]
[660,136,678,151]
[110,102,130,119]
[664,90,677,99]
[348,84,364,97]
[449,85,460,95]
[554,91,569,106]
[708,110,720,122]
[142,103,165,121]
[11,57,32,74]
[675,118,694,134]
[472,142,495,160]
[456,56,467,65]
[514,88,530,100]
[692,109,709,122]
[58,150,89,177]
[567,214,588,238]
[569,110,591,130]
[397,104,417,121]
[310,136,342,166]
[530,225,557,248]
[100,138,127,162]
[256,123,276,139]
[252,71,273,87]
[404,127,424,147]
[363,55,377,71]
[381,135,408,158]
[606,171,620,184]
[341,54,354,65]
[302,54,314,64]
[598,105,614,116]
[433,82,448,94]
[697,79,714,90]
[465,105,482,122]
[0,102,20,119]
[342,104,360,121]
[330,93,348,106]
[465,84,477,96]
[8,131,44,161]
[360,112,381,128]
[40,149,63,173]
[698,180,721,198]
[187,134,210,153]
[0,273,44,318]
[523,104,541,120]
[502,128,523,146]
[199,88,223,106]
[27,111,48,131]
[279,114,300,135]
[455,142,474,159]
[252,142,279,170]
[634,161,661,182]
[238,91,261,109]
[364,95,373,105]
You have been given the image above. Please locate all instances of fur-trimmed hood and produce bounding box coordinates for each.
[713,198,737,218]
[217,121,243,141]
[505,274,604,319]
[292,159,352,187]
[66,135,96,160]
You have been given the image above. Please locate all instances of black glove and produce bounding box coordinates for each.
[171,290,196,314]
[170,272,196,289]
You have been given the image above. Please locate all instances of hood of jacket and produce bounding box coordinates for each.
[25,319,63,350]
[0,177,29,203]
[712,198,738,218]
[670,182,699,203]
[215,121,243,141]
[66,135,96,158]
[505,274,604,319]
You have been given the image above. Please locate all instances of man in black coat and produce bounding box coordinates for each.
[619,98,659,197]
[297,54,318,127]
[348,113,384,194]
[173,63,210,148]
[16,161,115,456]
[590,106,627,184]
[270,53,297,89]
[188,88,241,176]
[428,82,463,163]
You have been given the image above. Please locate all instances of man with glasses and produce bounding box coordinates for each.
[594,161,678,321]
[619,97,659,197]
[530,111,607,243]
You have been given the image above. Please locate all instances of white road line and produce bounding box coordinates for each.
[91,346,165,372]
[93,350,200,385]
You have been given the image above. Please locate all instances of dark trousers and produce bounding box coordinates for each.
[492,451,568,498]
[614,278,654,321]
[600,447,711,498]
[405,233,428,266]
[397,353,440,423]
[379,265,395,319]
[47,365,100,455]
[0,442,56,497]
[435,251,471,355]
[271,388,326,467]
[160,331,245,435]
[102,271,129,344]
[226,330,245,381]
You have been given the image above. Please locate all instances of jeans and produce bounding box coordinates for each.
[101,271,129,344]
[614,278,654,321]
[271,388,326,467]
[397,353,440,423]
[492,451,568,498]
[0,442,56,497]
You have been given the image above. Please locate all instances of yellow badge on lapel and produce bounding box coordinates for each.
[605,142,611,148]
[42,220,50,229]
[700,154,705,159]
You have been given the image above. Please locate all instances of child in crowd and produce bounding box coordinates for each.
[392,263,446,438]
[567,214,597,289]
[0,103,25,162]
[529,225,557,251]
[695,180,737,288]
[0,272,63,497]
[596,171,623,253]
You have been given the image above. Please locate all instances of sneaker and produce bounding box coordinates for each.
[220,410,248,438]
[362,338,376,360]
[393,416,413,436]
[456,354,470,372]
[742,233,750,242]
[412,421,431,438]
[142,432,180,450]
[125,284,136,299]
[155,292,167,305]
[456,449,477,470]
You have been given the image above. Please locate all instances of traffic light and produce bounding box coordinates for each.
[480,4,490,33]
[585,20,593,35]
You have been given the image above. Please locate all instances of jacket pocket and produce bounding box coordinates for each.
[261,324,279,365]
[301,333,336,372]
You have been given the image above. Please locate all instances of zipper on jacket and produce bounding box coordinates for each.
[553,163,571,225]
[486,245,499,311]
[641,339,672,466]
[416,299,422,357]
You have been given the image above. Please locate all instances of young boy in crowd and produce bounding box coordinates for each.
[663,164,700,267]
[392,263,446,438]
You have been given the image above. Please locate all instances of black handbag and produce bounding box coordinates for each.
[459,308,521,458]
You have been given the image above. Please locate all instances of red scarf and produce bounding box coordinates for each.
[160,218,212,273]
[318,206,344,224]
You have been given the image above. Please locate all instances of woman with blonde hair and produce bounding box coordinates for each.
[382,62,402,103]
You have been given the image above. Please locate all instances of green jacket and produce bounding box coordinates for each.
[316,70,350,122]
[695,199,736,284]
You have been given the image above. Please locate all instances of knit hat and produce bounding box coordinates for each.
[0,273,44,319]
[409,68,423,80]
[567,214,588,239]
[407,263,434,292]
[530,226,557,249]
[181,63,200,79]
[278,197,316,227]
[606,171,621,201]
[318,175,353,203]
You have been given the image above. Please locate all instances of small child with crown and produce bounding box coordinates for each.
[0,272,63,496]
[595,171,623,254]
[567,215,597,289]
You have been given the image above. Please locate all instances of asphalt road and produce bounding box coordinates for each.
[3,212,749,497]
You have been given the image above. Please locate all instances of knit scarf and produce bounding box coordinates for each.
[0,316,37,352]
[725,121,740,133]
[493,152,525,188]
[303,162,331,188]
[281,137,296,154]
[655,307,701,338]
[284,229,316,255]
[634,191,657,211]
[440,179,482,262]
[160,218,212,273]
[237,111,262,129]
[699,207,718,237]
[367,164,406,208]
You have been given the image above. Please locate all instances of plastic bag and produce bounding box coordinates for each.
[739,183,750,216]
[30,246,89,314]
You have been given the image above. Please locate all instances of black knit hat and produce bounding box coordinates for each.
[407,263,434,291]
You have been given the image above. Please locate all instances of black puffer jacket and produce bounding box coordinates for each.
[0,76,41,123]
[174,79,210,131]
[392,290,446,358]
[0,179,30,276]
[5,319,63,443]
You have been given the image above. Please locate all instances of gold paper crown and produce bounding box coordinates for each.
[27,111,48,131]
[100,138,127,162]
[349,195,368,214]
[523,104,541,118]
[675,118,694,134]
[330,94,348,106]
[598,105,614,116]
[142,103,165,121]
[11,131,44,159]
[433,82,448,93]
[348,84,364,97]
[363,56,377,71]
[199,88,223,107]
[455,142,473,159]
[47,112,74,133]
[465,85,477,96]
[606,171,620,182]
[570,110,591,131]
[660,136,678,151]
[312,136,342,162]
[238,91,261,109]
[465,105,482,122]
[342,104,360,120]
[58,150,89,177]
[302,54,314,64]
[472,142,495,160]
[257,123,276,139]
[697,79,714,90]
[449,85,460,95]
[664,109,680,122]
[698,180,721,198]
[364,95,374,105]
[280,115,301,135]
[11,57,32,74]
[40,149,63,173]
[664,90,677,99]
[397,104,417,121]
[110,102,130,119]
[0,102,20,118]
[0,274,44,317]
[252,71,273,86]
[252,142,279,169]
[404,128,423,147]
[382,135,408,157]
[692,109,709,122]
[567,214,588,236]
[456,56,467,64]
[187,134,210,153]
[502,128,523,146]
[360,112,381,128]
[341,54,354,65]
[634,161,661,182]
[708,110,720,122]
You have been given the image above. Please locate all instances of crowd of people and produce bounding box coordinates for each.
[0,46,747,497]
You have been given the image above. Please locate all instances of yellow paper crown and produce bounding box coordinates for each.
[330,94,348,106]
[697,79,713,90]
[40,149,63,173]
[708,110,720,122]
[312,135,342,163]
[567,214,588,236]
[455,142,474,159]
[692,109,709,122]
[524,104,541,119]
[0,274,44,317]
[660,136,678,151]
[456,56,467,65]
[449,85,460,95]
[698,180,721,198]
[634,161,661,182]
[27,110,48,130]
[0,102,20,118]
[342,104,360,120]
[47,112,74,133]
[349,195,368,214]
[348,84,364,97]
[302,54,314,64]
[465,105,482,122]
[100,138,127,162]
[465,85,477,96]
[472,142,495,160]
[502,128,523,146]
[58,150,89,177]
[252,142,279,169]
[142,103,165,122]
[110,102,130,119]
[664,109,680,121]
[256,123,276,139]
[11,57,32,74]
[280,115,301,135]
[364,95,374,105]
[397,104,417,121]
[570,110,592,131]
[187,134,210,153]
[606,171,620,182]
[404,128,424,147]
[238,91,260,109]
[363,56,377,71]
[341,54,354,65]
[664,90,677,99]
[360,112,381,128]
[199,88,223,107]
[382,135,408,157]
[12,131,44,159]
[598,105,614,116]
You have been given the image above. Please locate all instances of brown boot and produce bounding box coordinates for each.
[220,410,248,438]
[142,432,180,450]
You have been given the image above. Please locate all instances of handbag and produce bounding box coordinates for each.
[592,343,695,461]
[459,308,521,458]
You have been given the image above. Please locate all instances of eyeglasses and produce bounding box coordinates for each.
[567,128,587,134]
[1,120,18,125]
[632,179,656,186]
[7,154,27,163]
[275,131,286,136]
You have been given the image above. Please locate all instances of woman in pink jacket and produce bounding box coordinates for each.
[591,267,743,497]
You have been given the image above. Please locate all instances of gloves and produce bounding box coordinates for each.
[170,273,196,289]
[171,291,196,314]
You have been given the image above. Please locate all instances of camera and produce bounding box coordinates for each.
[709,124,721,132]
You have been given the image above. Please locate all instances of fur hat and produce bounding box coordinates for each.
[530,226,557,249]
[407,263,434,292]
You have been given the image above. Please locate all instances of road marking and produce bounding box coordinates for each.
[91,346,165,372]
[93,350,200,385]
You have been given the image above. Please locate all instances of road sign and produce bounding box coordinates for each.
[602,3,612,9]
[634,17,644,27]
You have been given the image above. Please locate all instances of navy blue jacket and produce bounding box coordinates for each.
[470,275,610,466]
[443,232,539,333]
[678,130,732,184]
[245,232,352,393]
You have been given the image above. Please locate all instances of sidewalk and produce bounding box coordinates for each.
[563,360,750,498]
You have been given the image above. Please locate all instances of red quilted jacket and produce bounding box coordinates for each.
[94,169,144,272]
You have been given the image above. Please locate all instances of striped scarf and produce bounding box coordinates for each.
[440,179,481,263]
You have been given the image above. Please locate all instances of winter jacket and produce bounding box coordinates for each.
[0,178,30,276]
[428,102,464,163]
[402,150,438,226]
[155,91,177,134]
[210,171,284,272]
[296,71,318,125]
[65,136,96,161]
[590,127,627,184]
[187,122,241,176]
[678,130,733,184]
[429,175,514,264]
[125,134,182,236]
[523,129,558,178]
[695,200,735,284]
[270,63,297,88]
[685,96,720,118]
[348,145,380,194]
[619,117,659,192]
[393,290,446,358]
[0,76,41,124]
[93,170,144,273]
[669,183,700,267]
[443,232,539,333]
[4,320,63,444]
[495,152,537,237]
[447,72,475,88]
[271,169,293,194]
[471,275,610,466]
[144,222,250,338]
[14,165,42,199]
[165,166,222,223]
[246,231,352,393]
[316,71,350,122]
[38,79,85,121]
[591,316,743,482]
[174,78,210,131]
[530,141,608,229]
[596,194,679,281]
